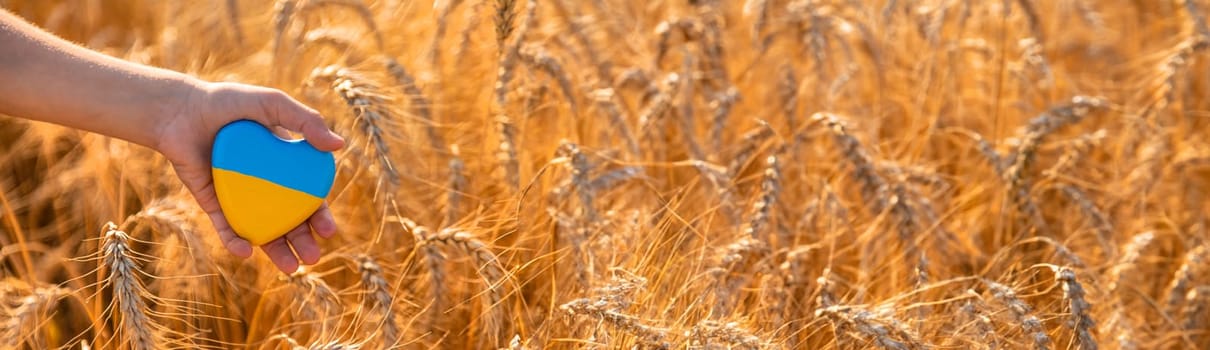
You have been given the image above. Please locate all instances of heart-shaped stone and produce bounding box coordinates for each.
[211,120,336,245]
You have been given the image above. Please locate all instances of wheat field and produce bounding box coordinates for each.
[1,0,1209,349]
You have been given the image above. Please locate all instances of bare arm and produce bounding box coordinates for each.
[0,9,346,274]
[0,9,193,148]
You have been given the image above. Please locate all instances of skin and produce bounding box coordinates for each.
[0,9,345,274]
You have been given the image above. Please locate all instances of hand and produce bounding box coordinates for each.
[154,80,345,274]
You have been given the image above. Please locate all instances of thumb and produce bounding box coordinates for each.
[257,90,345,152]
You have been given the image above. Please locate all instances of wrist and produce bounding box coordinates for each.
[149,75,207,154]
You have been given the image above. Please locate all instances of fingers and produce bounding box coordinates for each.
[260,237,300,274]
[263,207,335,273]
[186,178,253,259]
[309,203,338,239]
[205,210,253,258]
[257,90,345,152]
[285,224,321,265]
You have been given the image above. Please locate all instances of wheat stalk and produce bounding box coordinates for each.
[812,113,888,212]
[380,56,445,152]
[122,198,210,272]
[816,304,926,350]
[638,74,682,155]
[428,0,465,67]
[947,127,1006,175]
[494,0,518,54]
[224,0,243,46]
[744,0,770,51]
[309,65,400,189]
[709,87,740,157]
[589,88,640,158]
[446,146,468,225]
[1108,231,1156,295]
[402,219,507,339]
[271,0,299,64]
[691,159,742,225]
[689,320,766,350]
[354,255,400,347]
[1004,96,1107,234]
[709,236,770,315]
[285,267,343,331]
[453,0,484,65]
[958,293,999,350]
[549,0,610,80]
[813,112,947,272]
[1,283,67,347]
[676,53,706,161]
[301,28,364,64]
[744,148,783,241]
[297,0,384,51]
[560,274,669,349]
[1164,244,1208,315]
[398,218,447,339]
[1184,0,1210,39]
[654,18,702,67]
[556,141,597,223]
[99,222,165,350]
[1057,185,1115,260]
[517,44,580,117]
[985,279,1052,350]
[494,114,521,191]
[726,121,775,177]
[1182,286,1210,345]
[614,67,660,103]
[1054,267,1098,350]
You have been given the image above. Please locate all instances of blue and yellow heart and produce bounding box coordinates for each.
[211,120,336,246]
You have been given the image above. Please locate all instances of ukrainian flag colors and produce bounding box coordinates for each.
[211,120,336,245]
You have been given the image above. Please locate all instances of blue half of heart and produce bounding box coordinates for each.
[210,120,335,198]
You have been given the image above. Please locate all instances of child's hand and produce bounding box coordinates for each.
[155,81,346,274]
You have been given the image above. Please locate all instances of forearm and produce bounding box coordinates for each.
[0,9,198,148]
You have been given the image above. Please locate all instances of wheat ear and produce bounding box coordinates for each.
[1164,244,1208,315]
[300,28,365,64]
[560,275,669,349]
[689,321,766,350]
[428,0,465,67]
[381,56,445,151]
[494,0,518,54]
[402,219,507,335]
[726,121,775,177]
[355,255,400,347]
[816,304,926,350]
[1054,267,1098,350]
[744,148,783,241]
[1182,286,1210,344]
[100,222,165,350]
[517,44,580,117]
[1,283,67,347]
[1004,96,1106,234]
[309,66,400,189]
[985,279,1052,350]
[297,0,384,51]
[709,87,740,156]
[590,88,640,158]
[285,267,343,331]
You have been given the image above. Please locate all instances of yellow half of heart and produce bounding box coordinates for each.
[212,168,324,245]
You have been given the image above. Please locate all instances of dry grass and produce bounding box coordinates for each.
[4,0,1210,349]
